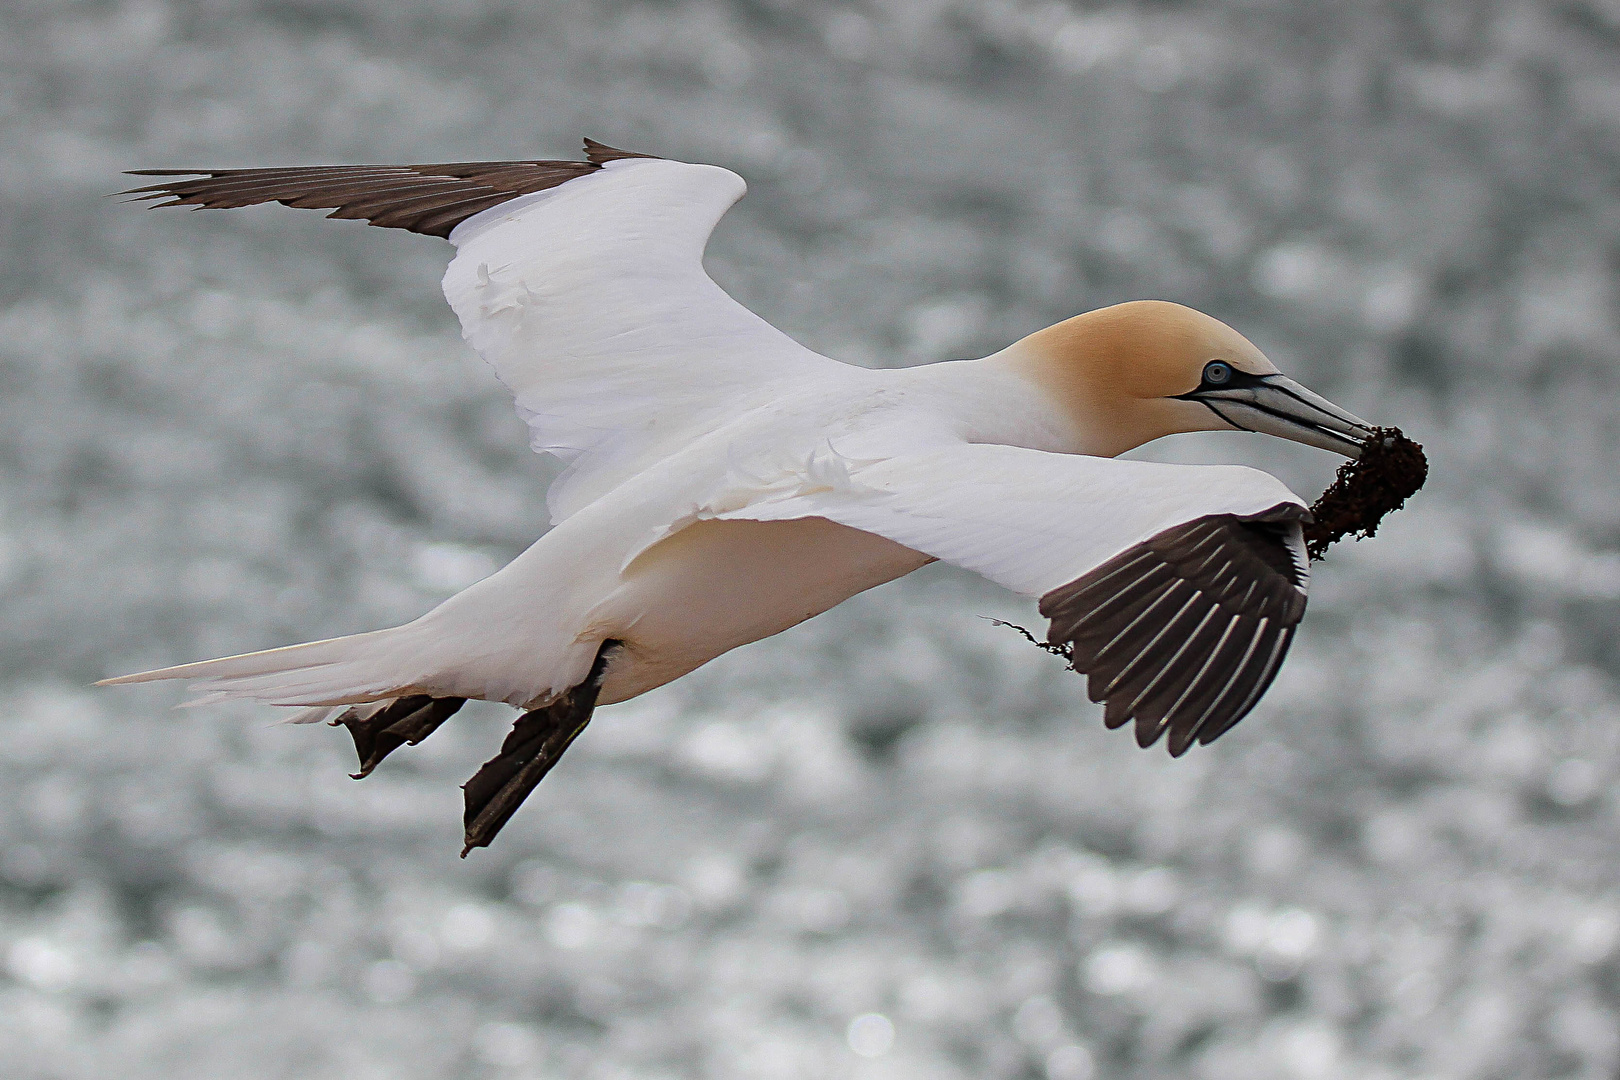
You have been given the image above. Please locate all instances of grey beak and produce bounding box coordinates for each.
[1187,374,1375,458]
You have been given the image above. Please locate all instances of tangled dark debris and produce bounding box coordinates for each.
[994,426,1428,666]
[1302,426,1428,561]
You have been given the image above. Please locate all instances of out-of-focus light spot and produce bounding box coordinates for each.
[1013,994,1066,1047]
[0,532,18,589]
[116,940,177,992]
[905,295,985,360]
[1225,902,1270,953]
[954,868,1019,919]
[1095,209,1153,259]
[898,973,959,1023]
[389,927,440,970]
[1253,241,1332,301]
[1269,909,1321,957]
[1134,43,1182,92]
[189,291,237,338]
[2,844,50,887]
[545,902,598,951]
[1495,521,1610,594]
[281,940,331,987]
[510,859,559,907]
[412,542,497,593]
[1227,903,1321,980]
[1547,758,1601,807]
[616,881,692,929]
[1065,859,1119,918]
[1394,969,1439,1016]
[1569,911,1620,964]
[1083,944,1155,995]
[740,127,786,166]
[441,902,497,951]
[1363,269,1422,333]
[1575,553,1620,599]
[1246,827,1304,879]
[826,11,873,62]
[1399,63,1521,119]
[780,147,829,196]
[684,852,748,910]
[10,994,75,1045]
[24,773,86,833]
[8,936,75,991]
[1050,15,1135,73]
[1362,811,1423,865]
[1123,866,1179,915]
[680,720,774,784]
[701,41,752,89]
[363,959,415,1004]
[847,1013,895,1057]
[473,1021,540,1068]
[1045,1043,1097,1080]
[779,887,851,933]
[1273,1020,1341,1080]
[1548,998,1620,1059]
[1258,908,1320,981]
[1251,149,1302,202]
[169,906,241,969]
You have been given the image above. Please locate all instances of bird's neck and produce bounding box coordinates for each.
[980,341,1181,458]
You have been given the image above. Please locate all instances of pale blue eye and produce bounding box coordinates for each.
[1203,361,1232,385]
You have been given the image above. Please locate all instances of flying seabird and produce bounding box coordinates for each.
[104,139,1376,853]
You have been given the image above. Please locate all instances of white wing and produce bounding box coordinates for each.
[442,157,850,521]
[716,445,1302,594]
[714,444,1312,754]
[125,146,852,524]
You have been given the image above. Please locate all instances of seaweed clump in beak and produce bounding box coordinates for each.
[1303,427,1428,561]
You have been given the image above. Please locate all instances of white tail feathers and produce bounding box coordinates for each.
[96,626,429,710]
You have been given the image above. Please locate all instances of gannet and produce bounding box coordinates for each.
[105,140,1375,853]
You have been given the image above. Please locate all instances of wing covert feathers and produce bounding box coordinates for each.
[1039,505,1309,756]
[120,139,659,238]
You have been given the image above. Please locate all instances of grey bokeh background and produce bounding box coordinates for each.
[3,0,1620,1076]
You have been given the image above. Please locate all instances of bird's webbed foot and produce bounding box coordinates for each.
[460,642,619,856]
[333,695,466,778]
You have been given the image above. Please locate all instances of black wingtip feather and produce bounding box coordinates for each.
[116,141,665,238]
[1043,507,1309,755]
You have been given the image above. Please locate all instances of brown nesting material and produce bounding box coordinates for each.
[1301,427,1428,561]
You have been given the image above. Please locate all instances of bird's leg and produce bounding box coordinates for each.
[460,641,620,857]
[332,695,466,779]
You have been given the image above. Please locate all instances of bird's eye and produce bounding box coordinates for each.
[1203,361,1233,385]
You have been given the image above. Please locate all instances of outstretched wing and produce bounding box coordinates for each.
[123,139,656,238]
[439,153,850,521]
[123,140,850,522]
[716,444,1310,753]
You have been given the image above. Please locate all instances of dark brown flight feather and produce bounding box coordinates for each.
[1035,504,1310,756]
[119,138,660,239]
[1009,427,1426,753]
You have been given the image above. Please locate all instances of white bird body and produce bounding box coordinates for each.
[109,143,1378,850]
[127,331,1298,712]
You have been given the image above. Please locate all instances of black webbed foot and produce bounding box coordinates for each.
[332,695,466,778]
[460,642,619,856]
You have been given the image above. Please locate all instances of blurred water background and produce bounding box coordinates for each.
[3,0,1620,1076]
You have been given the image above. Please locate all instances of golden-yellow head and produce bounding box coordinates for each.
[998,300,1370,458]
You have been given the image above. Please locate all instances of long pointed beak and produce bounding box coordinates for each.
[1188,374,1375,458]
